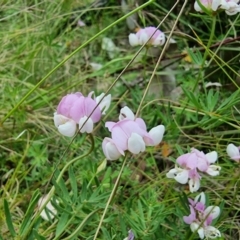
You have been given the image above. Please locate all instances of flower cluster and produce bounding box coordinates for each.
[226,143,240,162]
[102,106,165,160]
[166,148,221,192]
[129,27,165,47]
[54,92,111,137]
[183,192,221,239]
[194,0,240,15]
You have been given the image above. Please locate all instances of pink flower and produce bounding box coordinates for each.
[105,119,153,154]
[183,192,221,239]
[226,143,240,162]
[129,27,165,47]
[166,148,220,193]
[54,92,111,137]
[102,106,165,160]
[194,0,240,15]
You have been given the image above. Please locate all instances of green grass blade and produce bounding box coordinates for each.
[3,199,16,237]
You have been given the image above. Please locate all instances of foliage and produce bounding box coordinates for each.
[0,0,240,239]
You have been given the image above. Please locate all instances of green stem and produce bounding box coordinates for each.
[203,16,217,64]
[193,15,217,92]
[1,0,154,124]
[177,15,217,144]
[93,155,128,240]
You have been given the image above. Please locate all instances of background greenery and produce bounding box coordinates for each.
[0,0,239,239]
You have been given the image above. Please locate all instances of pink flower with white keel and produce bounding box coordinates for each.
[102,106,165,160]
[183,192,221,239]
[194,0,240,15]
[166,148,220,193]
[129,27,165,47]
[54,92,111,137]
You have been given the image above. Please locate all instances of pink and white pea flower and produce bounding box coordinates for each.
[226,143,240,162]
[166,148,220,193]
[184,192,221,239]
[194,0,240,15]
[105,119,153,155]
[102,106,165,160]
[194,0,226,12]
[118,106,165,145]
[166,165,202,193]
[54,92,111,137]
[224,0,240,15]
[129,27,165,47]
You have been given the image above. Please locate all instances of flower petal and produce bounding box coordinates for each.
[128,133,145,154]
[54,114,77,137]
[102,137,124,160]
[58,120,77,137]
[119,106,135,121]
[95,93,111,115]
[194,192,206,205]
[190,223,204,239]
[206,165,221,176]
[148,125,165,145]
[189,177,200,193]
[129,33,139,46]
[183,205,196,224]
[174,169,189,184]
[204,226,221,239]
[204,206,220,220]
[79,116,94,133]
[152,33,165,46]
[226,143,240,159]
[205,151,218,164]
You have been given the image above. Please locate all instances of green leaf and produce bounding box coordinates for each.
[181,87,201,109]
[33,229,46,240]
[52,169,70,201]
[19,190,40,236]
[55,212,70,238]
[206,89,219,112]
[69,166,78,201]
[4,199,16,237]
[186,47,203,65]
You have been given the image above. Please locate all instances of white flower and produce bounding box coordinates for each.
[129,27,165,47]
